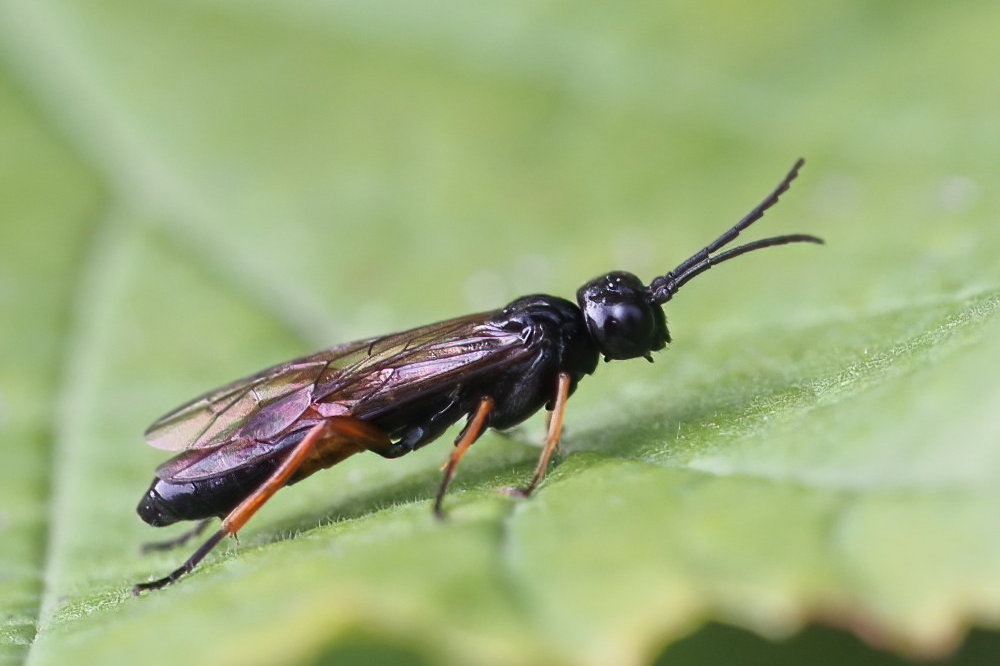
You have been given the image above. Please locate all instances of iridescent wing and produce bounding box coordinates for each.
[144,337,379,451]
[144,311,532,456]
[154,416,391,483]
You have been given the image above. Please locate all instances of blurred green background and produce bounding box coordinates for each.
[2,1,999,665]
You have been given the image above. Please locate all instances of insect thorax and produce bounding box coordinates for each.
[482,294,600,427]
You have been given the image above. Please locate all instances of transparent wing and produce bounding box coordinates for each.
[143,337,378,451]
[144,311,530,453]
[154,416,391,483]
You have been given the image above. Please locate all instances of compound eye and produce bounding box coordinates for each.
[607,302,647,334]
[598,302,654,359]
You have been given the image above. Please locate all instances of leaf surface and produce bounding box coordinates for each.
[1,2,998,665]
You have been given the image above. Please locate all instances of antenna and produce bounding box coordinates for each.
[648,158,823,304]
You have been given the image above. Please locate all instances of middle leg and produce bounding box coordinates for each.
[433,396,494,519]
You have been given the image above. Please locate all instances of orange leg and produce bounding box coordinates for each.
[517,371,571,497]
[134,420,331,594]
[433,396,493,519]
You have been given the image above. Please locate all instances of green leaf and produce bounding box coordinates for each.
[1,1,998,665]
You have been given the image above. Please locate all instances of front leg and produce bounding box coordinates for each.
[508,371,571,498]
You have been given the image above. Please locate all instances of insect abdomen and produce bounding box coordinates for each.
[137,419,382,527]
[137,455,283,526]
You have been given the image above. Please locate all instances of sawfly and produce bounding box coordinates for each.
[135,158,822,593]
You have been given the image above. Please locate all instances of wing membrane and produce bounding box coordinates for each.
[155,417,391,483]
[144,337,377,451]
[309,315,529,420]
[144,311,529,457]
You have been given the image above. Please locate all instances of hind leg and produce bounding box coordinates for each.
[140,518,214,553]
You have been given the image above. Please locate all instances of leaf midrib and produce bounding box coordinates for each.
[0,4,326,660]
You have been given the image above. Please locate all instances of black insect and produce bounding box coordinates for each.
[134,159,822,593]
